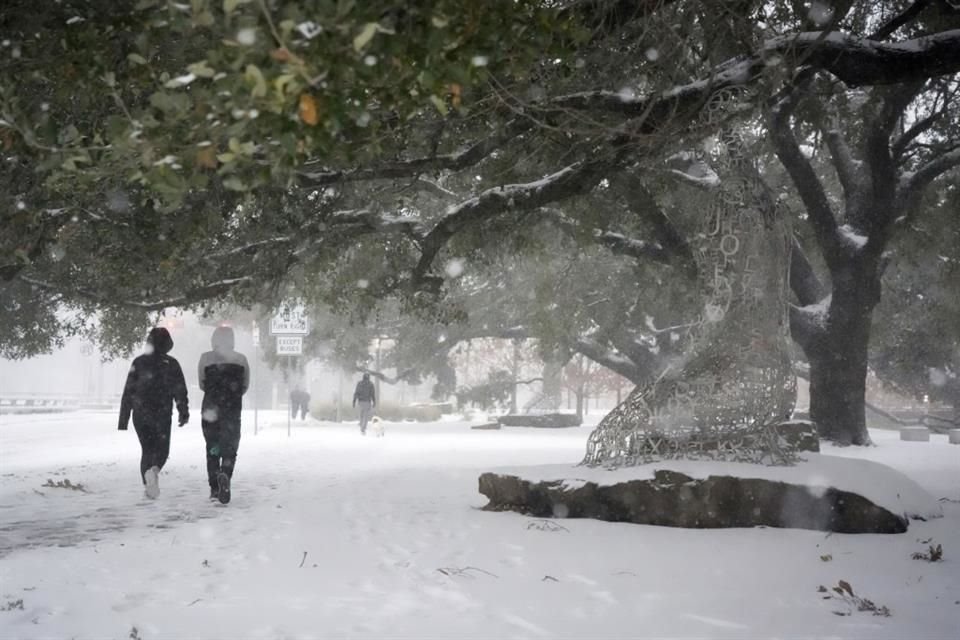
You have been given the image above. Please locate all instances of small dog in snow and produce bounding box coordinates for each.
[371,416,385,438]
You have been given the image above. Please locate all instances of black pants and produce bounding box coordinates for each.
[291,400,308,420]
[202,411,241,489]
[133,421,171,483]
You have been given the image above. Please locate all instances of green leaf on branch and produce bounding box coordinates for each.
[353,22,380,52]
[187,60,216,78]
[245,64,267,98]
[429,95,448,115]
[222,176,246,191]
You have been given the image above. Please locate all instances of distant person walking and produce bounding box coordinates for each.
[290,386,311,421]
[352,373,376,435]
[118,327,189,500]
[198,326,249,504]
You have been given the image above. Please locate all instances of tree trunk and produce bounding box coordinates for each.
[804,265,879,446]
[541,356,564,411]
[808,339,871,445]
[510,339,520,415]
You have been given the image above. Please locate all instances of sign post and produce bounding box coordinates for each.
[271,302,308,438]
[252,322,260,436]
[276,336,303,437]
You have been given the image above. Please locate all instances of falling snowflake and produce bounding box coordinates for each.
[357,279,370,289]
[804,475,829,498]
[296,21,323,39]
[704,304,725,323]
[929,368,948,387]
[202,408,219,422]
[364,55,377,66]
[471,55,489,67]
[165,73,196,88]
[807,1,834,27]
[236,28,257,46]
[444,258,465,278]
[644,47,659,62]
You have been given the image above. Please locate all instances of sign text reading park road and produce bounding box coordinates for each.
[270,305,309,335]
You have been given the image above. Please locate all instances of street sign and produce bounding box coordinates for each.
[270,303,309,335]
[276,336,303,356]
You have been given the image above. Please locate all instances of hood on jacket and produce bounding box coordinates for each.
[147,327,174,355]
[211,325,235,352]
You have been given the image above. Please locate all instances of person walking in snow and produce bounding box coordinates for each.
[198,326,250,504]
[352,373,376,435]
[118,327,189,500]
[290,386,310,421]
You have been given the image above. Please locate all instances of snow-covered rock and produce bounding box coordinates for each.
[480,454,942,533]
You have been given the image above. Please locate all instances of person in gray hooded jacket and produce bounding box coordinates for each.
[198,326,249,504]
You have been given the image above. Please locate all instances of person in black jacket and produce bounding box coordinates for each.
[352,373,376,435]
[198,326,250,504]
[118,327,189,500]
[290,386,311,421]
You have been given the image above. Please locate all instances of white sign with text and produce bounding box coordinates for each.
[276,336,303,356]
[270,303,309,335]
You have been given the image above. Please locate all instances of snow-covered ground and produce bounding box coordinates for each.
[1,411,957,639]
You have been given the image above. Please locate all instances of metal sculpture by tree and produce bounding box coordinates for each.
[583,90,798,467]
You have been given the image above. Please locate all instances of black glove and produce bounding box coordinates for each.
[118,421,128,431]
[178,411,189,427]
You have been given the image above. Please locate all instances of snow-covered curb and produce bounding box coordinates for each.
[489,453,943,521]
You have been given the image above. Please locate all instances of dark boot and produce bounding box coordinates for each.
[216,471,231,504]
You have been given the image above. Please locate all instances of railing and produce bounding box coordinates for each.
[0,392,121,414]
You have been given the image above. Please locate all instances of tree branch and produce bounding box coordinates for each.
[898,146,960,204]
[867,0,933,41]
[770,90,843,270]
[549,29,960,121]
[769,30,960,86]
[411,157,615,285]
[823,126,860,203]
[356,366,420,385]
[18,275,253,311]
[666,168,721,189]
[560,0,682,39]
[612,173,698,278]
[297,119,531,187]
[788,299,828,354]
[543,208,676,266]
[891,110,944,161]
[571,336,654,385]
[592,230,672,264]
[789,236,826,306]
